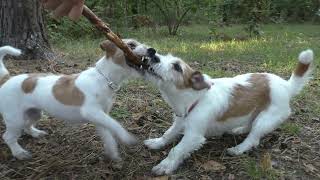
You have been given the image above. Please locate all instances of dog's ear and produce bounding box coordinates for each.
[100,40,117,57]
[190,71,211,90]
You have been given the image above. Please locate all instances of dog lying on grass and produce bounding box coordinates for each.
[143,49,314,175]
[0,39,153,161]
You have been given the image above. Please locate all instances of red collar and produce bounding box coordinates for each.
[187,100,199,113]
[175,82,213,118]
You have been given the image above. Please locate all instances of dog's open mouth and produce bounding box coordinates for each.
[126,56,162,79]
[125,56,148,73]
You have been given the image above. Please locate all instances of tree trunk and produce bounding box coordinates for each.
[0,0,54,60]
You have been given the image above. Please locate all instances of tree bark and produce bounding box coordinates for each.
[0,0,54,60]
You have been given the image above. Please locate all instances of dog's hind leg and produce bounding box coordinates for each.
[23,108,47,138]
[96,127,121,161]
[2,113,32,160]
[227,105,290,156]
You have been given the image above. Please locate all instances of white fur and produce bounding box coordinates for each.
[144,49,314,175]
[299,49,313,64]
[0,40,148,161]
[0,46,21,77]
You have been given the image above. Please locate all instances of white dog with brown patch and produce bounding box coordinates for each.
[0,39,152,161]
[143,49,314,175]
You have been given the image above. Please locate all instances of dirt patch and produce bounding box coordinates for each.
[0,58,319,179]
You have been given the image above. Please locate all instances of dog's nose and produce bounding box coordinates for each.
[151,56,160,64]
[147,48,156,57]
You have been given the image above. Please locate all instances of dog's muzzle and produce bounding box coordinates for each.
[127,47,158,70]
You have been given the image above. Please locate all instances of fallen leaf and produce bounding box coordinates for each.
[201,160,226,172]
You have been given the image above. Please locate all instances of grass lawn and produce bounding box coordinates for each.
[0,23,319,179]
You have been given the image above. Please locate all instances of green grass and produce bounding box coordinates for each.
[243,157,280,180]
[280,122,301,135]
[54,23,319,72]
[109,107,131,121]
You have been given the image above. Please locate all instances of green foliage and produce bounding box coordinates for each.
[45,0,320,40]
[46,16,99,42]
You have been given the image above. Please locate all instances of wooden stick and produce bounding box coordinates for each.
[82,5,142,65]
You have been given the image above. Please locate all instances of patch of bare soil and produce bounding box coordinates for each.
[0,58,319,179]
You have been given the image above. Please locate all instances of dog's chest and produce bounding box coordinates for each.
[95,89,115,113]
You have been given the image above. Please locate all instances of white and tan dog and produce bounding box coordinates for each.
[143,49,314,175]
[0,39,151,161]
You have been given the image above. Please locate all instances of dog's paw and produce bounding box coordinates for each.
[152,158,179,175]
[25,127,48,138]
[227,146,244,156]
[144,138,165,150]
[119,132,138,146]
[31,129,48,138]
[104,151,122,162]
[231,126,248,135]
[14,150,32,160]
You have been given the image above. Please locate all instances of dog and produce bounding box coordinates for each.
[142,49,314,175]
[0,39,153,161]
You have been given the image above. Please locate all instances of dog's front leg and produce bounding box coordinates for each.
[151,104,211,175]
[96,127,121,161]
[152,128,206,175]
[81,107,137,146]
[144,115,184,150]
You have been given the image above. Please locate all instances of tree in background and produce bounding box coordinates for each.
[150,0,197,35]
[0,0,54,60]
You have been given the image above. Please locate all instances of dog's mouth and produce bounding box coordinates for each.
[125,56,148,73]
[126,47,163,79]
[146,65,162,79]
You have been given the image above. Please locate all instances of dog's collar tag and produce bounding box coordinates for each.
[95,67,120,91]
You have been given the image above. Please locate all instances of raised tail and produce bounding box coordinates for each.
[0,46,21,79]
[287,49,314,97]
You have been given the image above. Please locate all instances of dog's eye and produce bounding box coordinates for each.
[127,42,137,50]
[173,63,183,73]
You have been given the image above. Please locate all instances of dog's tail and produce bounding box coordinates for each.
[287,49,314,97]
[0,46,21,81]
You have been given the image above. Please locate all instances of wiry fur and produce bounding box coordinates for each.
[0,39,149,161]
[143,49,314,175]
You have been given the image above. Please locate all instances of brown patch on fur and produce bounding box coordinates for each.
[0,74,10,87]
[175,61,210,90]
[22,74,47,93]
[100,40,126,66]
[218,74,270,122]
[52,75,85,106]
[100,40,117,58]
[175,61,196,89]
[294,62,310,77]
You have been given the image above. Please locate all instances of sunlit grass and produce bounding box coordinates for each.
[54,24,319,75]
